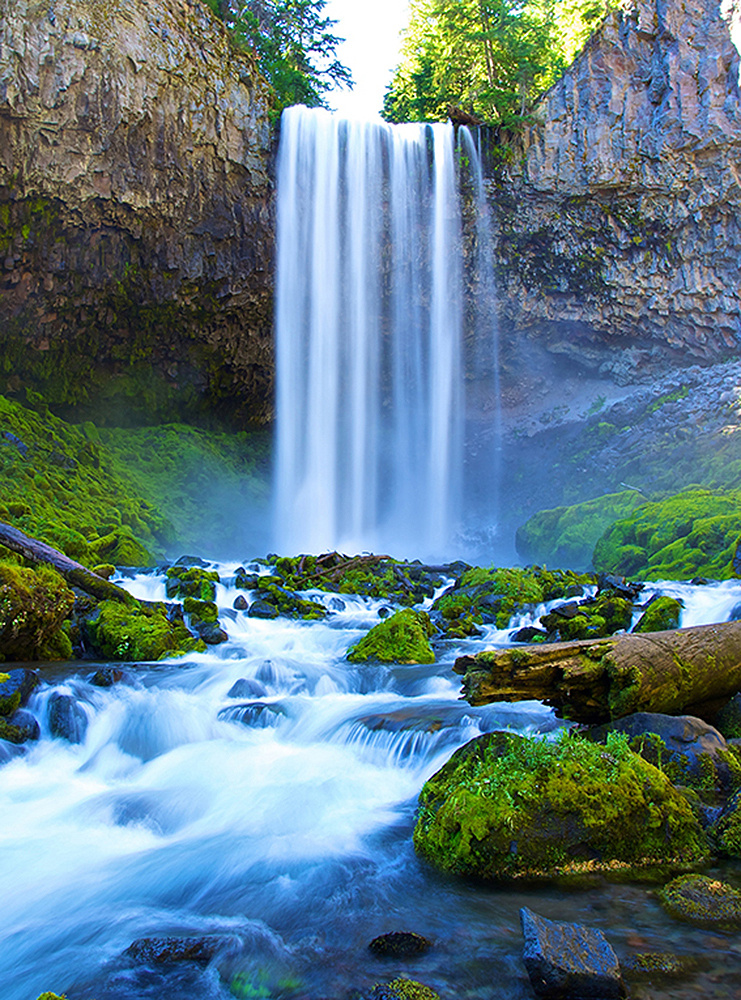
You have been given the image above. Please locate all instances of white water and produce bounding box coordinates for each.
[275,108,476,559]
[4,572,741,999]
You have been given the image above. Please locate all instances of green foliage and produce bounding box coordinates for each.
[0,393,170,566]
[383,0,613,125]
[413,730,707,879]
[210,0,352,114]
[0,562,75,662]
[592,487,741,580]
[347,609,436,664]
[633,596,683,633]
[515,490,645,569]
[85,600,205,661]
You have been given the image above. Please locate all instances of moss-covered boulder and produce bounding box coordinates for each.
[165,565,220,601]
[83,600,205,661]
[633,596,683,633]
[539,592,633,641]
[0,562,74,661]
[592,487,741,580]
[413,731,707,880]
[366,980,440,1000]
[347,610,435,664]
[659,874,741,927]
[516,490,646,569]
[0,668,39,715]
[253,579,327,620]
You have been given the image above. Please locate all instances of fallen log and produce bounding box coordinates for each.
[0,522,136,605]
[454,621,741,723]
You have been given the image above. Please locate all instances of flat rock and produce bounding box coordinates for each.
[124,935,224,964]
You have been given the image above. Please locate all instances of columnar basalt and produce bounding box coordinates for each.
[0,0,273,425]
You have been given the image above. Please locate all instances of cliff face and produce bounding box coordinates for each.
[495,0,741,384]
[0,0,273,426]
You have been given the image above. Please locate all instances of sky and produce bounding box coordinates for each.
[322,0,411,119]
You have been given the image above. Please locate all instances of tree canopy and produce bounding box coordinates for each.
[382,0,613,126]
[204,0,352,113]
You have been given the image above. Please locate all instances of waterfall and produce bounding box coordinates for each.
[275,107,471,559]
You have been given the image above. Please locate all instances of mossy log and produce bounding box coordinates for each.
[0,522,136,605]
[454,621,741,723]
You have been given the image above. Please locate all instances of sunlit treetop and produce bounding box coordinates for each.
[382,0,613,126]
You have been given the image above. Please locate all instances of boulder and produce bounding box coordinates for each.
[227,678,267,699]
[0,668,40,716]
[659,874,741,927]
[90,667,126,687]
[347,610,435,664]
[633,595,683,633]
[365,980,439,1000]
[0,708,40,743]
[48,693,88,744]
[233,595,249,611]
[413,731,706,880]
[369,932,432,958]
[124,935,224,964]
[247,599,279,620]
[520,907,625,999]
[195,622,229,645]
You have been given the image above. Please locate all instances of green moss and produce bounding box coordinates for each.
[633,596,683,633]
[593,488,741,580]
[182,597,219,624]
[84,600,205,661]
[647,384,689,415]
[659,874,741,927]
[165,566,220,601]
[0,562,75,661]
[347,609,435,664]
[541,593,633,641]
[413,730,706,880]
[36,994,68,1000]
[515,491,646,569]
[374,980,440,1000]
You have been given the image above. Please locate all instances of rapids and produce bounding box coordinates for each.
[3,569,741,999]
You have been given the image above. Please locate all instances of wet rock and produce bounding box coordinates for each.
[520,907,625,999]
[217,702,285,728]
[174,556,211,568]
[233,594,249,611]
[195,622,228,645]
[48,692,88,744]
[124,935,224,964]
[369,932,433,957]
[247,599,279,619]
[6,708,40,742]
[0,668,40,716]
[329,596,346,611]
[235,571,260,591]
[347,610,435,664]
[510,626,548,643]
[227,678,267,699]
[659,874,741,927]
[90,667,126,687]
[366,979,440,1000]
[633,595,683,633]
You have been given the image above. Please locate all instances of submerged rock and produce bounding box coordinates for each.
[227,678,267,699]
[369,932,433,957]
[48,693,88,744]
[124,935,224,964]
[0,668,40,716]
[347,610,435,664]
[366,979,440,1000]
[247,598,279,619]
[413,731,706,880]
[0,708,40,743]
[659,874,741,927]
[520,907,625,999]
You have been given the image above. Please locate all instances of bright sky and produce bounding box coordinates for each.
[322,0,411,119]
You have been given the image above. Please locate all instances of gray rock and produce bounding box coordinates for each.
[0,668,40,716]
[521,907,625,999]
[227,678,267,699]
[48,693,88,744]
[195,622,228,644]
[247,599,279,619]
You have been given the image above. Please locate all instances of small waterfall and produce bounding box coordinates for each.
[275,107,469,559]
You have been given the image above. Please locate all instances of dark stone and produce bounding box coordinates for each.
[549,601,581,619]
[233,594,249,611]
[691,577,711,586]
[0,668,40,717]
[521,907,625,999]
[174,555,210,568]
[195,622,228,644]
[369,931,433,957]
[511,626,548,643]
[329,596,346,611]
[235,572,260,591]
[48,692,88,744]
[227,678,267,699]
[248,599,279,619]
[8,708,40,741]
[378,606,392,618]
[124,935,224,964]
[218,701,285,727]
[597,573,643,600]
[91,667,125,687]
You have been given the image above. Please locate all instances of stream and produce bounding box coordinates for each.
[4,568,741,1000]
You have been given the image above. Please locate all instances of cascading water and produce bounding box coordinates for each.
[275,107,477,559]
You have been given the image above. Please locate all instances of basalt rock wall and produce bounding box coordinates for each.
[494,0,741,386]
[0,0,273,426]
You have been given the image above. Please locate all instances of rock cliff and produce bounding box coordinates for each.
[0,0,273,426]
[495,0,741,383]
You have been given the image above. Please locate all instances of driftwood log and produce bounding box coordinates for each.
[454,621,741,723]
[0,522,136,604]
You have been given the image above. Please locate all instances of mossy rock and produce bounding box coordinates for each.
[36,993,68,1000]
[0,562,75,661]
[83,599,205,661]
[516,490,646,569]
[540,593,633,641]
[182,597,219,625]
[270,553,446,605]
[254,580,327,620]
[89,526,155,567]
[165,566,220,601]
[368,979,440,1000]
[593,488,741,580]
[413,731,707,880]
[659,874,741,927]
[633,596,683,633]
[347,609,435,664]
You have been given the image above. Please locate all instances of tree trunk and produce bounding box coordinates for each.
[0,522,137,605]
[454,621,741,723]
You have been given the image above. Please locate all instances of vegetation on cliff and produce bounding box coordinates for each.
[383,0,612,125]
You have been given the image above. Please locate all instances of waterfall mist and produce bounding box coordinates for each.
[275,106,498,560]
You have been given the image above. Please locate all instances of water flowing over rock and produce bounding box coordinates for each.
[0,0,273,425]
